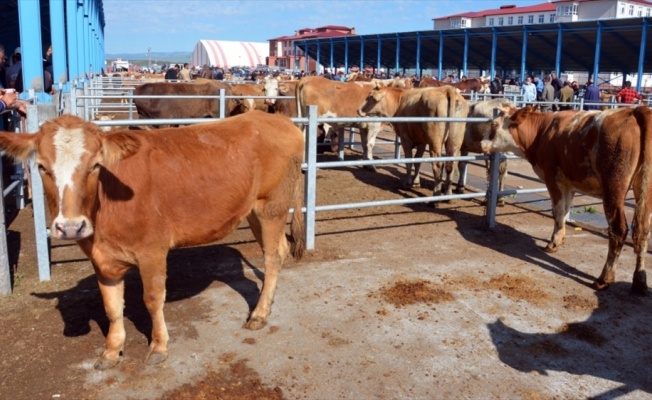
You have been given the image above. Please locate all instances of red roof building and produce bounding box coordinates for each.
[267,26,356,72]
[433,0,652,30]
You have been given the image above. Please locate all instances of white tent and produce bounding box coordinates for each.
[191,40,269,69]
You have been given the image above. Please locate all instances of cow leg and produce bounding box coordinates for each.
[360,126,379,172]
[497,158,508,207]
[400,138,416,188]
[244,208,289,330]
[429,145,444,198]
[544,188,574,253]
[94,270,127,370]
[592,199,629,291]
[454,148,469,194]
[412,144,426,188]
[139,253,171,365]
[631,205,650,295]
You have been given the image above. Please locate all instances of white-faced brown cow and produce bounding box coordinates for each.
[296,76,383,170]
[419,76,490,95]
[263,76,298,118]
[229,82,269,115]
[455,98,518,205]
[0,111,306,369]
[357,85,469,198]
[482,105,652,294]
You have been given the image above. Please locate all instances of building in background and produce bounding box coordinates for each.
[433,0,652,30]
[267,26,355,73]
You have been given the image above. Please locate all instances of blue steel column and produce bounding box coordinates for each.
[344,37,349,73]
[490,28,497,79]
[463,29,469,77]
[17,0,50,103]
[329,38,334,72]
[316,41,321,74]
[360,37,364,70]
[593,21,602,84]
[76,0,86,79]
[376,35,381,75]
[50,0,68,90]
[636,19,648,91]
[555,24,563,76]
[303,41,308,73]
[395,34,400,74]
[520,27,528,81]
[66,0,80,81]
[416,32,421,77]
[438,31,444,80]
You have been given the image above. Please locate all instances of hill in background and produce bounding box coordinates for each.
[106,51,192,66]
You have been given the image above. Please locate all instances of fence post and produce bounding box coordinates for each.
[219,88,225,119]
[485,151,502,229]
[0,154,10,295]
[305,105,318,250]
[27,105,52,281]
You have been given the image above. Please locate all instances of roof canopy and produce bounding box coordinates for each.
[191,40,268,69]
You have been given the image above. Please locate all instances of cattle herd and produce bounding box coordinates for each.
[0,72,650,370]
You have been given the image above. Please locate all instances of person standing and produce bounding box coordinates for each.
[534,75,544,100]
[521,76,537,105]
[540,75,555,112]
[178,63,190,81]
[583,79,600,110]
[557,81,575,110]
[490,75,503,95]
[615,80,645,105]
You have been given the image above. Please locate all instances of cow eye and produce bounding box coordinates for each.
[36,163,50,176]
[90,163,101,173]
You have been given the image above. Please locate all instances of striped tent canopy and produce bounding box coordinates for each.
[191,40,269,69]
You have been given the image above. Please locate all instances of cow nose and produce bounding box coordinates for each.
[264,98,275,105]
[357,109,366,117]
[54,219,89,239]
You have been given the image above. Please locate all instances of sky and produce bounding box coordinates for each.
[103,0,546,54]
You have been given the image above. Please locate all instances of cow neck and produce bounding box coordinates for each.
[515,112,551,163]
[387,88,405,116]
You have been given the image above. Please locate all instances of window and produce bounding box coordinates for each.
[498,17,504,26]
[508,16,513,25]
[647,8,651,17]
[630,5,634,15]
[620,4,625,15]
[638,7,643,16]
[518,15,523,24]
[528,15,534,24]
[549,13,555,23]
[538,14,544,23]
[488,17,494,26]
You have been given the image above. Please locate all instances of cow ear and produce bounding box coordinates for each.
[101,132,141,164]
[0,131,38,162]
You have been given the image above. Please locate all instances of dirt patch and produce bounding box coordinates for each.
[376,279,454,307]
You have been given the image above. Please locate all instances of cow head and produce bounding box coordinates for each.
[0,115,140,240]
[263,76,280,105]
[357,87,387,117]
[480,104,525,156]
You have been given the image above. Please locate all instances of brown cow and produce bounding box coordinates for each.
[133,80,236,125]
[419,76,490,95]
[346,72,414,89]
[0,111,306,369]
[263,76,298,118]
[482,105,652,294]
[296,76,384,169]
[229,82,269,115]
[357,85,469,198]
[455,98,518,205]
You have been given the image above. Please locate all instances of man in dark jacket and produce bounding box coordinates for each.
[583,79,600,110]
[490,75,503,95]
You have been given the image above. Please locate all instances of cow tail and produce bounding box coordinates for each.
[632,105,652,249]
[447,86,457,139]
[290,158,306,260]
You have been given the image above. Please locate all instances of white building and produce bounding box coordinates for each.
[190,40,269,69]
[433,0,652,30]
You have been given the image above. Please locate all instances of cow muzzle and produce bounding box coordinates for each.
[52,217,94,240]
[480,140,493,154]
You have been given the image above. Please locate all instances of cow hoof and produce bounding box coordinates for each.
[497,199,506,207]
[94,357,120,370]
[543,244,559,253]
[453,187,465,195]
[363,164,376,172]
[591,279,611,291]
[244,317,267,330]
[631,271,648,295]
[144,350,168,365]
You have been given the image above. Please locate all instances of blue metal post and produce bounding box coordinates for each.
[329,38,334,72]
[520,27,528,81]
[66,0,80,81]
[376,35,381,75]
[637,19,648,91]
[438,31,444,80]
[344,36,349,73]
[490,28,497,79]
[463,29,469,77]
[593,21,602,84]
[416,32,421,78]
[17,0,51,103]
[360,37,364,70]
[316,41,321,74]
[76,0,86,79]
[303,41,309,73]
[555,24,563,76]
[395,34,400,75]
[50,0,68,90]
